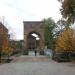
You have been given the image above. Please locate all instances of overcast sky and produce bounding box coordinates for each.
[0,0,62,40]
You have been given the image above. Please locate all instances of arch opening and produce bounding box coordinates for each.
[27,32,40,51]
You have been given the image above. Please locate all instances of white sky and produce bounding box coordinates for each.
[0,0,62,40]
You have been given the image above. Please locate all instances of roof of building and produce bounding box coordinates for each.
[0,22,8,32]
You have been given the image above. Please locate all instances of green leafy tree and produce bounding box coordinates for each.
[44,18,56,49]
[58,0,75,24]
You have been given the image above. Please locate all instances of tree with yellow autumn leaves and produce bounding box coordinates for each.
[2,46,13,56]
[55,28,75,53]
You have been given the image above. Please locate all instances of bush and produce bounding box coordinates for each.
[71,52,75,60]
[1,51,8,57]
[54,52,71,62]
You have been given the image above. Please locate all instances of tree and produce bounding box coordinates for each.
[9,40,23,50]
[44,18,56,49]
[55,28,75,52]
[54,19,67,37]
[2,46,13,56]
[58,0,75,24]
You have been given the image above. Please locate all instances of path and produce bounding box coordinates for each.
[0,55,75,75]
[12,56,51,62]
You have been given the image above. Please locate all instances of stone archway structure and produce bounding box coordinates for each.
[23,21,45,51]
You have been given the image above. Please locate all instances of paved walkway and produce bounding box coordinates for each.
[0,55,75,75]
[12,56,51,62]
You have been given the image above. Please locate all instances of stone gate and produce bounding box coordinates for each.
[23,21,45,51]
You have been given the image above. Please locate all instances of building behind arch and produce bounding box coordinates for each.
[0,22,9,52]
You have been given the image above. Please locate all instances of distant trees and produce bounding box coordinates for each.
[9,40,23,51]
[43,18,56,49]
[58,0,75,24]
